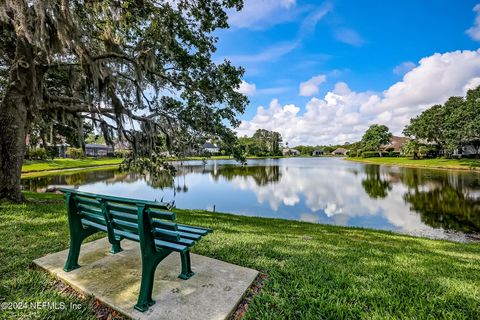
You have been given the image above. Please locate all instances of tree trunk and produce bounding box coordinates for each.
[0,97,29,202]
[0,36,36,202]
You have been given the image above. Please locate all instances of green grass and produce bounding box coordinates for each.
[21,156,287,175]
[347,157,480,171]
[22,158,123,173]
[1,193,480,319]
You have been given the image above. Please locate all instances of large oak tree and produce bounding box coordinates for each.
[0,0,248,202]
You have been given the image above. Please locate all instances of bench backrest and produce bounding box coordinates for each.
[59,188,183,247]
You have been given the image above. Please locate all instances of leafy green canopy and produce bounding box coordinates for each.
[0,0,247,160]
[361,124,392,155]
[238,129,283,157]
[403,85,480,156]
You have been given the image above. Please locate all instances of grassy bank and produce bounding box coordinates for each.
[1,193,480,319]
[22,158,123,174]
[21,155,286,175]
[347,157,480,171]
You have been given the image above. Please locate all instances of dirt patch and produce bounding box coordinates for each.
[230,272,268,320]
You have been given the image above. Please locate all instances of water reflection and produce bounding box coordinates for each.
[21,158,480,240]
[361,165,392,199]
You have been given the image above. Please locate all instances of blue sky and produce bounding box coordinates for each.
[213,0,480,146]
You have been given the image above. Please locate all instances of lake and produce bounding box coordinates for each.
[22,157,480,242]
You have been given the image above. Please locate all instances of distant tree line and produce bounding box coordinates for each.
[238,129,283,157]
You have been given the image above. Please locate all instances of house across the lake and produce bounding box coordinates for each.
[312,149,324,156]
[331,148,348,156]
[84,144,114,157]
[453,143,480,157]
[202,142,219,154]
[283,148,300,156]
[381,136,409,153]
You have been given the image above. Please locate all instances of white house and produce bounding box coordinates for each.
[331,147,348,156]
[84,144,114,157]
[283,148,300,156]
[202,142,219,154]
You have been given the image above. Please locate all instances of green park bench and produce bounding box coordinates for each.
[59,188,212,312]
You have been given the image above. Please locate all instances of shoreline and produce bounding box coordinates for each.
[345,157,480,172]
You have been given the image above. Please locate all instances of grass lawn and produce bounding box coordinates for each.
[347,157,480,171]
[21,156,288,175]
[22,158,123,174]
[1,193,480,319]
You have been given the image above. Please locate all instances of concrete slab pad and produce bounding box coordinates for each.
[33,238,259,320]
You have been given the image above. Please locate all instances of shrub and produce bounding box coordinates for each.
[66,147,85,159]
[45,146,59,159]
[28,148,48,160]
[361,151,380,158]
[388,151,401,157]
[114,149,131,158]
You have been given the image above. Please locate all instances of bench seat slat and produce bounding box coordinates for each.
[153,229,180,242]
[153,239,188,253]
[177,225,211,235]
[177,238,195,246]
[114,228,140,242]
[178,224,212,232]
[151,220,178,231]
[177,231,202,240]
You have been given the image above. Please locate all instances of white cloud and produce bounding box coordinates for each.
[466,4,480,41]
[236,80,257,96]
[334,28,364,46]
[230,161,438,234]
[237,50,480,146]
[228,0,297,30]
[393,61,416,75]
[299,74,327,96]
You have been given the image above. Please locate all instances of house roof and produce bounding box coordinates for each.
[85,144,113,149]
[313,149,324,152]
[332,147,348,153]
[382,136,408,150]
[202,142,218,148]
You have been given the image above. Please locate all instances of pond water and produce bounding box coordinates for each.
[22,157,480,242]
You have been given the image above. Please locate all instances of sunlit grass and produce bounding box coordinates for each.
[1,192,479,319]
[22,158,123,173]
[347,157,480,170]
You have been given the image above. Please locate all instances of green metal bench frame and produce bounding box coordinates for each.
[59,188,212,312]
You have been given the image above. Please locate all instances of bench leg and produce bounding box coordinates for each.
[64,236,82,272]
[135,251,170,312]
[64,227,97,272]
[110,239,123,254]
[179,251,195,280]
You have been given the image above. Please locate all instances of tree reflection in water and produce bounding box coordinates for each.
[399,169,480,233]
[361,165,392,199]
[211,165,281,186]
[359,165,480,234]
